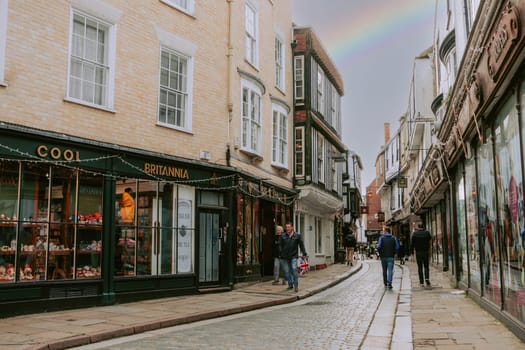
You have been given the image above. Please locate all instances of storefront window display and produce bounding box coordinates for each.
[495,95,525,321]
[0,161,19,282]
[477,128,501,304]
[456,166,467,283]
[465,154,480,291]
[0,161,103,282]
[114,179,194,277]
[236,194,259,266]
[431,205,444,266]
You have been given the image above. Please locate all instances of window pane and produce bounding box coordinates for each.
[69,12,109,106]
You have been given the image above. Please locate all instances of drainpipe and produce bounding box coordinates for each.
[226,0,234,289]
[226,0,234,154]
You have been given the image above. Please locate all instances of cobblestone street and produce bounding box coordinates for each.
[73,262,397,350]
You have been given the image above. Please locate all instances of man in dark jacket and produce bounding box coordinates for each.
[280,222,307,292]
[411,222,432,288]
[377,226,399,289]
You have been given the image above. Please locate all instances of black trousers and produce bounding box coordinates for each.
[415,252,430,284]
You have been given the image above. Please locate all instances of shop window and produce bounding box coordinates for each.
[235,194,259,266]
[0,161,20,282]
[0,162,103,282]
[115,180,194,277]
[455,168,467,283]
[465,154,480,292]
[495,95,525,320]
[477,127,501,305]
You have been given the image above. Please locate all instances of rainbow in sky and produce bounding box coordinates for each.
[324,0,435,64]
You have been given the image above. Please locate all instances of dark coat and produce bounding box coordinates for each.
[279,231,307,260]
[273,233,282,258]
[377,233,399,258]
[344,234,357,248]
[411,229,432,255]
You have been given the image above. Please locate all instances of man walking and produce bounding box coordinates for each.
[280,222,307,292]
[411,222,432,288]
[377,226,399,289]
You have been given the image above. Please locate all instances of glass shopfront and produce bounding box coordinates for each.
[0,161,103,282]
[494,95,525,321]
[114,179,195,277]
[465,155,480,292]
[455,167,467,283]
[477,127,501,305]
[234,180,293,280]
[430,202,444,267]
[0,130,238,316]
[450,88,525,322]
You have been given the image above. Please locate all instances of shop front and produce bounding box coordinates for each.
[411,1,525,339]
[0,124,235,316]
[234,177,296,282]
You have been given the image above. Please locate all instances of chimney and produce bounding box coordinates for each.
[384,123,390,143]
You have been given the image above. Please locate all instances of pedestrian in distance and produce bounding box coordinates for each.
[343,228,357,266]
[280,222,307,292]
[377,225,399,289]
[398,237,406,265]
[271,225,285,285]
[411,222,432,288]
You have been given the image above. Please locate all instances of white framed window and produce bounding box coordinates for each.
[315,217,322,254]
[294,56,304,101]
[160,0,195,15]
[158,47,191,130]
[272,104,288,168]
[241,79,262,155]
[0,0,7,86]
[245,1,258,66]
[275,35,284,91]
[330,86,337,126]
[317,132,325,184]
[295,127,304,178]
[67,9,116,109]
[294,212,305,238]
[317,67,324,114]
[331,147,337,191]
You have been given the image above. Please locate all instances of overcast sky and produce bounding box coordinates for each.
[292,0,435,190]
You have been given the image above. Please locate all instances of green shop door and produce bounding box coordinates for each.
[198,211,221,283]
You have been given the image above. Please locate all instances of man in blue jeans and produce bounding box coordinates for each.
[280,222,307,292]
[377,226,399,289]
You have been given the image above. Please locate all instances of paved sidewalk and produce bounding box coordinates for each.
[1,259,524,350]
[407,261,525,349]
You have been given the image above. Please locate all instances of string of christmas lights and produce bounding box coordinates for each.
[0,143,298,206]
